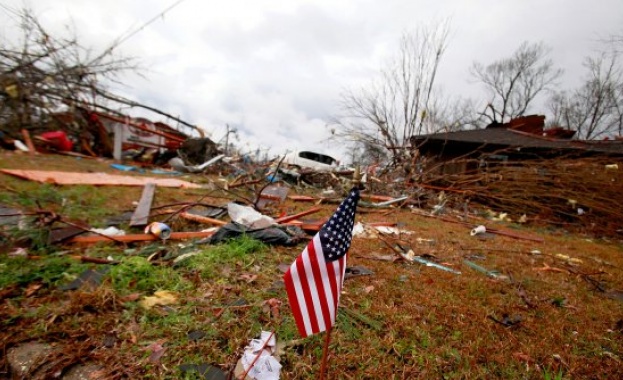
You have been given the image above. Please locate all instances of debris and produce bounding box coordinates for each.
[360,196,409,208]
[110,163,143,172]
[228,203,276,229]
[344,266,375,279]
[144,222,172,240]
[411,255,461,274]
[234,331,281,380]
[139,290,179,309]
[48,225,87,244]
[69,230,216,244]
[470,225,486,236]
[257,184,289,210]
[90,226,126,237]
[130,183,156,227]
[168,154,225,173]
[396,247,461,274]
[555,254,583,264]
[274,207,322,224]
[1,169,203,188]
[180,212,227,226]
[205,223,302,246]
[463,260,508,280]
[59,268,110,291]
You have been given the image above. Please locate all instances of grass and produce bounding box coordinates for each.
[1,152,623,379]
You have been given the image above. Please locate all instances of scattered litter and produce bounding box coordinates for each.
[0,169,202,188]
[397,248,461,274]
[464,260,508,280]
[234,331,281,380]
[90,226,125,236]
[9,247,28,257]
[205,223,302,246]
[169,154,225,173]
[144,222,171,240]
[470,225,486,236]
[344,266,374,279]
[352,222,412,238]
[110,163,143,172]
[228,203,276,229]
[555,254,583,264]
[59,268,110,291]
[139,290,179,309]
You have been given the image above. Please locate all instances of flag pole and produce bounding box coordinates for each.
[319,326,333,380]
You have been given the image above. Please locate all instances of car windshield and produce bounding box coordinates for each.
[299,151,336,165]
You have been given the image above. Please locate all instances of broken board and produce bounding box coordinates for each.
[0,169,202,188]
[130,183,156,227]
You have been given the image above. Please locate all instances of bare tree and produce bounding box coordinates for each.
[0,7,139,134]
[548,47,622,139]
[331,21,456,163]
[1,6,202,145]
[471,41,563,124]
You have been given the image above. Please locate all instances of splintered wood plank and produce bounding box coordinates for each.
[68,230,216,244]
[130,183,156,227]
[0,169,202,188]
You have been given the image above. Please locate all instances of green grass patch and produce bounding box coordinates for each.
[0,255,89,288]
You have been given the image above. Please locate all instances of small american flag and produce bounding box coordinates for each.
[283,187,360,337]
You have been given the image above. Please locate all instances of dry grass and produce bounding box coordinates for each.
[1,150,622,379]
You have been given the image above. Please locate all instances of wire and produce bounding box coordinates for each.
[95,0,189,61]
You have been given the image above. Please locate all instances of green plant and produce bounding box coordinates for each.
[108,256,192,294]
[543,367,564,380]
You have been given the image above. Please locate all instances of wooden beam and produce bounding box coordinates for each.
[275,207,322,224]
[68,230,215,244]
[130,183,156,227]
[179,212,227,226]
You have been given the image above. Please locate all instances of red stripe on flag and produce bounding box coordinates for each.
[295,248,320,334]
[283,261,307,337]
[308,240,332,331]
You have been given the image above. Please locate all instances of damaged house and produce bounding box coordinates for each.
[410,115,623,174]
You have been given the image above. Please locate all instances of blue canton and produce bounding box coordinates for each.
[319,187,360,261]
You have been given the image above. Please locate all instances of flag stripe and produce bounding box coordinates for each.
[283,263,307,336]
[295,252,320,334]
[308,238,332,331]
[284,187,360,338]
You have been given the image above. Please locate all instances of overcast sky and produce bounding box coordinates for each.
[1,0,622,161]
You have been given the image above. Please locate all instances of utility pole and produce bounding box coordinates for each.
[224,124,230,155]
[222,124,238,156]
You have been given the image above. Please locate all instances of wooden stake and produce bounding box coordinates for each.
[319,327,333,380]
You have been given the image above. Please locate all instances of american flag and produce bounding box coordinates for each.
[283,187,360,338]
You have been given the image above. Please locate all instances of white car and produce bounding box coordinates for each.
[281,150,338,172]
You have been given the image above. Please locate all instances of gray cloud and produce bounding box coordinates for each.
[2,0,622,161]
